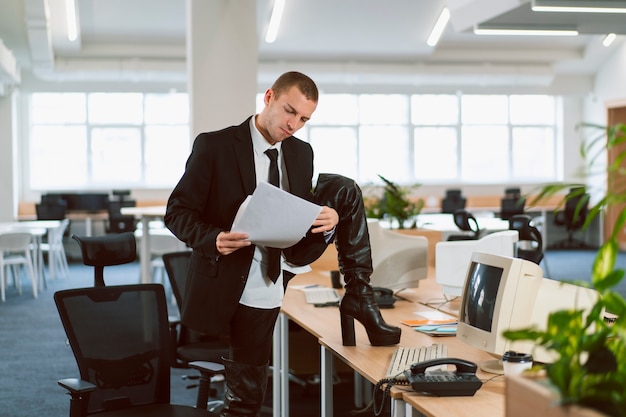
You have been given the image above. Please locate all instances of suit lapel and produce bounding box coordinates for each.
[233,118,257,196]
[282,138,309,198]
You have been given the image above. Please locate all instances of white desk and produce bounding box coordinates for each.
[415,213,510,240]
[121,206,167,283]
[0,220,61,291]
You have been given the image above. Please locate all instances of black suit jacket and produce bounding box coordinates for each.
[165,116,320,335]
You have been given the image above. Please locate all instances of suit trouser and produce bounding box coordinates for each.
[229,303,280,366]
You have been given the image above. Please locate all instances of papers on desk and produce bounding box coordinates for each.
[402,311,457,336]
[231,182,322,249]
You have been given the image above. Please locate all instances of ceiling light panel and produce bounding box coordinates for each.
[532,0,626,13]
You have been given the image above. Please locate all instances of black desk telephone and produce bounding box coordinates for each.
[372,287,396,308]
[404,358,483,397]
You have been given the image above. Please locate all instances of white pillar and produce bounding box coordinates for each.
[0,90,18,221]
[186,0,258,139]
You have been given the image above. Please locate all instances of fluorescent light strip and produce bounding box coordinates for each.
[603,33,617,46]
[265,0,286,43]
[65,0,78,42]
[474,26,579,36]
[532,0,626,13]
[533,5,626,12]
[426,7,450,46]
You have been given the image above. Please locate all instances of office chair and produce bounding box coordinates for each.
[162,251,229,411]
[552,187,590,249]
[441,189,466,214]
[54,283,223,417]
[447,209,481,241]
[500,187,526,221]
[508,214,548,275]
[107,200,138,234]
[72,232,137,287]
[36,198,67,220]
[0,232,37,302]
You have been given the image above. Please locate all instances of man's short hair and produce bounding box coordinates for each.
[271,71,319,103]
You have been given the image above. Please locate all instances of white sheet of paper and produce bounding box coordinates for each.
[231,181,323,249]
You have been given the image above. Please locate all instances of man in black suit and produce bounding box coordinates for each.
[165,71,399,417]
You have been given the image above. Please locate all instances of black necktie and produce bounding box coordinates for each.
[264,148,281,283]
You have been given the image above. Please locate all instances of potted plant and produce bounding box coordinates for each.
[363,174,423,229]
[503,123,626,417]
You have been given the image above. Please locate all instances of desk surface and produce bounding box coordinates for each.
[282,270,505,417]
[121,205,166,217]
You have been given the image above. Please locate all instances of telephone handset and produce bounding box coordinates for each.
[372,286,396,308]
[404,358,483,397]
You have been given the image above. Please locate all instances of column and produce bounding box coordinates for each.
[187,0,258,138]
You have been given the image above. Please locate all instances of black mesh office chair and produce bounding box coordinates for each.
[447,209,481,241]
[106,201,138,234]
[72,232,137,287]
[508,214,547,274]
[441,189,466,214]
[162,251,229,411]
[36,198,68,220]
[54,283,223,417]
[500,187,526,221]
[552,187,590,249]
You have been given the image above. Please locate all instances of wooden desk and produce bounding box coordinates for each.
[278,270,505,417]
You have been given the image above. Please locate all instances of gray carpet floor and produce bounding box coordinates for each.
[0,248,624,417]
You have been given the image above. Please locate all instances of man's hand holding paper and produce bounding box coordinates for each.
[231,182,323,249]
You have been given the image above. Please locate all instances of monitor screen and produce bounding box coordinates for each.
[456,252,598,373]
[435,230,518,297]
[462,262,503,332]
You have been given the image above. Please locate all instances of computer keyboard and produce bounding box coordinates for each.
[385,343,449,378]
[303,287,341,304]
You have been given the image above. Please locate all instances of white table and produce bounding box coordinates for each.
[0,220,61,291]
[415,213,510,240]
[121,206,167,283]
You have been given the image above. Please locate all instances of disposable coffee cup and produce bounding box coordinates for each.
[502,351,533,375]
[330,270,343,289]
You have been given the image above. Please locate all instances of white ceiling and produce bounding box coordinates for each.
[0,0,624,90]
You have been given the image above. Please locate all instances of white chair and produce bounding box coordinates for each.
[0,232,37,302]
[40,218,70,280]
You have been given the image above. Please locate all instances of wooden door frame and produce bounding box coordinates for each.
[605,99,626,249]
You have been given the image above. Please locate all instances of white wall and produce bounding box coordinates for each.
[582,41,626,203]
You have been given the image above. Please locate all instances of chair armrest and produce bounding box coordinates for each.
[58,378,97,417]
[58,378,96,394]
[189,360,225,376]
[188,361,226,409]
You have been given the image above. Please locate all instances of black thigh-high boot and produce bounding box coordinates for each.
[220,358,268,417]
[313,174,401,347]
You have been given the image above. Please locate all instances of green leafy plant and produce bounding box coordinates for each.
[504,123,626,417]
[363,174,423,229]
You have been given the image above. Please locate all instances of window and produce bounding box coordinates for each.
[29,91,558,191]
[29,92,189,190]
[275,93,559,186]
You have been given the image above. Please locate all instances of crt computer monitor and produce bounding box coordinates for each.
[367,219,429,293]
[435,230,519,297]
[456,252,599,373]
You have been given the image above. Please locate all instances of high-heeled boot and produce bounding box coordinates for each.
[220,358,268,417]
[312,174,401,346]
